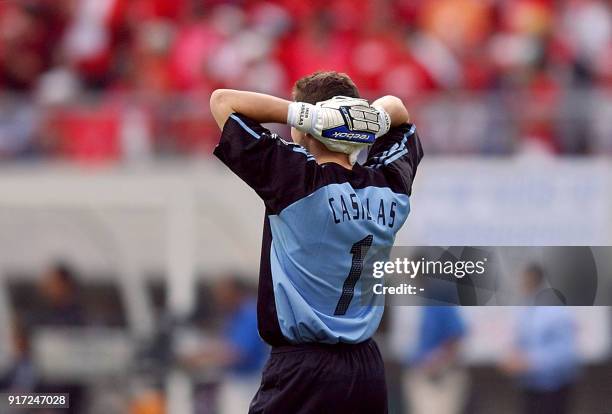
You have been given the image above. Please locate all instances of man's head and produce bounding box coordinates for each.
[291,71,361,155]
[292,71,360,105]
[213,276,253,313]
[521,263,545,296]
[40,262,78,305]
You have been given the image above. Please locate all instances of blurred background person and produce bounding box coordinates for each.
[403,306,468,414]
[0,318,37,393]
[34,262,86,327]
[25,261,87,413]
[183,277,267,414]
[500,264,580,414]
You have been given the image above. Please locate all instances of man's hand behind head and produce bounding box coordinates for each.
[317,96,390,143]
[288,96,391,144]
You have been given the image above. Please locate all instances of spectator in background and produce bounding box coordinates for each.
[0,318,37,392]
[403,306,468,414]
[35,262,86,327]
[0,100,38,159]
[183,277,267,414]
[500,264,579,414]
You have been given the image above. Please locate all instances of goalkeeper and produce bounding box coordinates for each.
[210,71,423,414]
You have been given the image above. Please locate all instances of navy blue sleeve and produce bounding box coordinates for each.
[213,113,319,213]
[364,123,424,196]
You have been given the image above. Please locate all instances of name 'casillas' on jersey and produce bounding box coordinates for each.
[213,113,423,346]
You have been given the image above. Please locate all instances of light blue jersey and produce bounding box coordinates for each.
[214,114,423,345]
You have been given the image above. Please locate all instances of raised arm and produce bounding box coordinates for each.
[210,89,290,130]
[209,89,402,139]
[372,95,410,127]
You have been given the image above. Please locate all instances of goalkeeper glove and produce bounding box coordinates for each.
[287,96,390,144]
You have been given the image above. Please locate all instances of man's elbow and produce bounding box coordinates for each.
[210,89,231,111]
[210,89,234,129]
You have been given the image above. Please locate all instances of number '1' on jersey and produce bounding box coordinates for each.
[214,113,423,346]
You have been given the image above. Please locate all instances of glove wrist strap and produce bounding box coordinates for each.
[287,102,312,131]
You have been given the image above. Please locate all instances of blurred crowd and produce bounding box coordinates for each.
[1,263,268,413]
[1,261,609,413]
[0,0,611,160]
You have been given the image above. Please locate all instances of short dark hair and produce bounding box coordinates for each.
[292,71,360,104]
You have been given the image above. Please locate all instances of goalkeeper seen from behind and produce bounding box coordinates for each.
[210,71,423,414]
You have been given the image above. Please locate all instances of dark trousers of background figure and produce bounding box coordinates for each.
[523,385,571,414]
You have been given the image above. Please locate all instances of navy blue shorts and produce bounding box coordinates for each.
[248,338,388,414]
